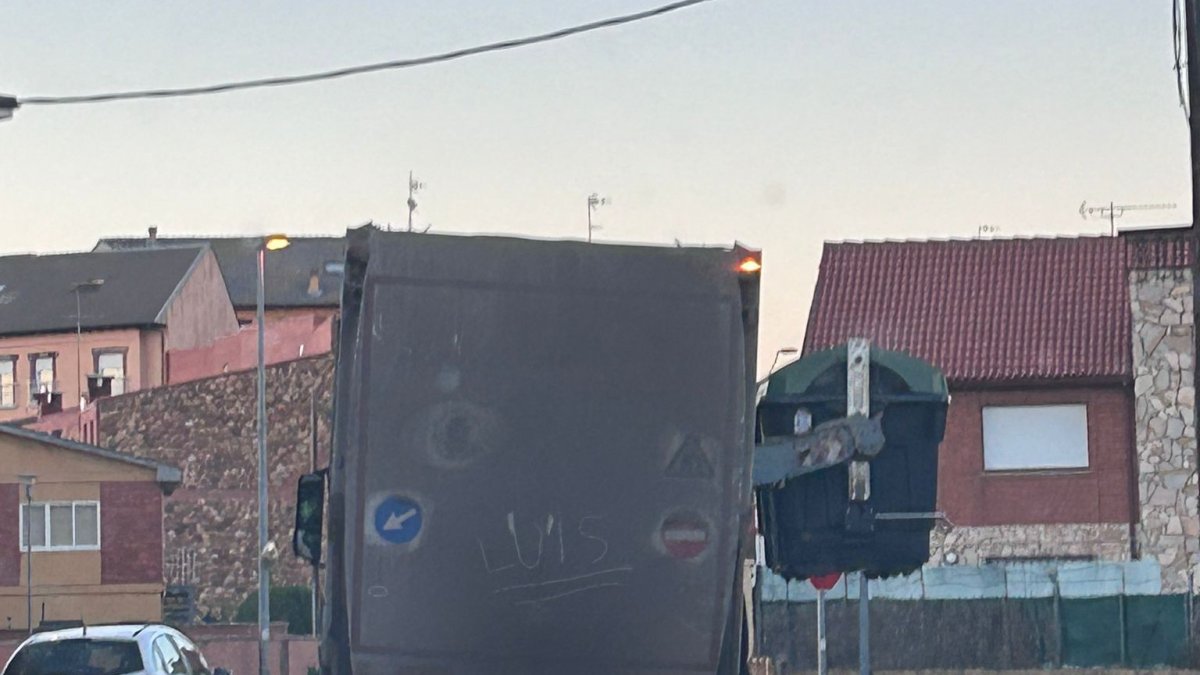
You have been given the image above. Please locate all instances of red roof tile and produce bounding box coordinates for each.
[803,236,1135,384]
[1123,228,1194,269]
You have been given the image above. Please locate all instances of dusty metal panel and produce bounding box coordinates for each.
[327,227,758,674]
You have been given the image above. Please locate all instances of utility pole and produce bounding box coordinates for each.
[1185,0,1200,594]
[256,246,271,675]
[1188,0,1200,232]
[309,393,319,637]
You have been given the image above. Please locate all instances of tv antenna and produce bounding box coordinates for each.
[587,193,609,243]
[1079,201,1176,236]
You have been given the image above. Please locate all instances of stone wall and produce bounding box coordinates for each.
[1130,269,1197,592]
[97,355,334,618]
[930,523,1131,566]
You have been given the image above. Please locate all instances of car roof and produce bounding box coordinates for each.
[19,624,176,646]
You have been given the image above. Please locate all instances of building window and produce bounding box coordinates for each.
[28,354,56,401]
[982,404,1089,471]
[19,501,100,551]
[94,349,127,396]
[0,356,14,408]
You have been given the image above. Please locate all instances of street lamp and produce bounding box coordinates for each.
[768,347,799,375]
[17,474,35,634]
[71,279,106,415]
[0,95,17,123]
[257,233,289,675]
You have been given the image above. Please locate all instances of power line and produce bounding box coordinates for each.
[14,0,716,108]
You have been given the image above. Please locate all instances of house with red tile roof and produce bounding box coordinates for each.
[803,230,1196,590]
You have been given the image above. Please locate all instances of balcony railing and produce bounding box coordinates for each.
[28,381,60,402]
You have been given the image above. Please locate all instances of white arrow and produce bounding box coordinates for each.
[384,508,418,531]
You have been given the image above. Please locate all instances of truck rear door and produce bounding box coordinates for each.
[332,228,759,674]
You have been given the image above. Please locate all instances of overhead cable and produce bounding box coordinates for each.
[17,0,715,107]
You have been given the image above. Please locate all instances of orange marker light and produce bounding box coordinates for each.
[738,257,762,274]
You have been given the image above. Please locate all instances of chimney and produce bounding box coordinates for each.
[148,226,158,246]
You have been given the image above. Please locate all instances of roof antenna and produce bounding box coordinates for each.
[1079,200,1176,236]
[407,171,426,232]
[587,193,609,243]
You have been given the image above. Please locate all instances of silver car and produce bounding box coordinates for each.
[2,624,229,675]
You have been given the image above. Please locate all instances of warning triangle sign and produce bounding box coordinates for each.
[666,435,715,479]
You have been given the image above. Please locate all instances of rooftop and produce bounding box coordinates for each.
[803,235,1135,384]
[95,233,345,309]
[0,247,208,337]
[0,424,182,488]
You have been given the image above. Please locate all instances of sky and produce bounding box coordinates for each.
[0,1,1192,374]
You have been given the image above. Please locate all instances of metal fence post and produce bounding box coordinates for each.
[1051,569,1063,668]
[817,588,828,675]
[859,574,870,675]
[1188,570,1195,665]
[1118,591,1127,666]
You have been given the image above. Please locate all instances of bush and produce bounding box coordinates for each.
[234,585,312,635]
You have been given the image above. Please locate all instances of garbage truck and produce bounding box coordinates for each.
[293,225,761,674]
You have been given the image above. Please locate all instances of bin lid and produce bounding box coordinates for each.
[763,343,948,401]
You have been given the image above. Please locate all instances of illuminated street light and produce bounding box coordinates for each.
[0,95,18,122]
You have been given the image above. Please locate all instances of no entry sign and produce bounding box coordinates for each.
[659,512,711,560]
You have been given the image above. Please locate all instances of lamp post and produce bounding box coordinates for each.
[17,474,35,634]
[257,234,289,675]
[71,279,105,422]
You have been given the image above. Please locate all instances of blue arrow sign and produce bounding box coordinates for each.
[374,496,423,544]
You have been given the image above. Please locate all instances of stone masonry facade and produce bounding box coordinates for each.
[1130,269,1198,592]
[929,523,1131,567]
[97,355,334,618]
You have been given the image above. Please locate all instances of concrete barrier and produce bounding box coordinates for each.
[761,560,1165,602]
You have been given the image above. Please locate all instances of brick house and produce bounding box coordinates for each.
[0,424,181,630]
[802,233,1196,590]
[93,231,343,385]
[0,246,239,427]
[94,230,343,325]
[164,312,335,385]
[79,355,334,618]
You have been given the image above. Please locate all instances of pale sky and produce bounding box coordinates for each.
[0,1,1192,374]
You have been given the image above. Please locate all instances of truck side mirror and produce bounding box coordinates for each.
[293,471,326,564]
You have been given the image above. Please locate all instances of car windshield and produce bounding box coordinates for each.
[3,638,144,675]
